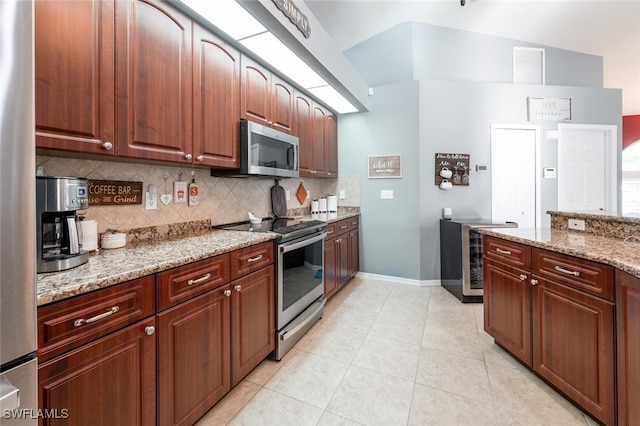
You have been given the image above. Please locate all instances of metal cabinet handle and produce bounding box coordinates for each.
[196,155,204,162]
[188,273,212,286]
[530,279,539,286]
[145,326,155,336]
[247,255,263,263]
[519,274,527,281]
[340,224,348,229]
[554,265,580,277]
[268,120,273,126]
[102,141,113,150]
[184,153,193,161]
[273,123,278,128]
[224,289,231,297]
[74,306,119,327]
[326,230,334,234]
[234,285,242,292]
[496,248,512,255]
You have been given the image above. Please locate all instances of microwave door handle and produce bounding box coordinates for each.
[67,217,80,254]
[287,146,295,169]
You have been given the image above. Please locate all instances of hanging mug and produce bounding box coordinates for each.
[440,179,453,190]
[439,167,453,179]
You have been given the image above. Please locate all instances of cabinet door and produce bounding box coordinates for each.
[312,104,327,175]
[271,75,294,133]
[532,277,615,426]
[35,0,116,155]
[483,258,532,366]
[116,0,193,162]
[231,267,275,386]
[193,25,240,168]
[348,228,360,279]
[324,235,339,299]
[616,270,640,426]
[157,285,231,426]
[38,318,156,426]
[240,55,271,127]
[337,234,350,288]
[294,93,314,176]
[325,114,338,176]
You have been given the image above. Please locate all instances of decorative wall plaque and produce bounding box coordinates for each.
[527,97,572,121]
[88,180,143,205]
[435,153,470,186]
[271,0,311,38]
[368,155,402,179]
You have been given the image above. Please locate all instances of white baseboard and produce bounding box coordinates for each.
[355,272,440,287]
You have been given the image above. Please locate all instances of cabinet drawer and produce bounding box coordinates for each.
[532,248,614,301]
[336,219,350,235]
[157,254,230,311]
[37,276,155,362]
[483,236,531,269]
[324,222,337,240]
[231,241,274,279]
[348,215,360,231]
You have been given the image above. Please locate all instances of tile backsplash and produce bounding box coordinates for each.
[37,155,360,234]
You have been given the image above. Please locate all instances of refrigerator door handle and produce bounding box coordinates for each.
[0,376,20,411]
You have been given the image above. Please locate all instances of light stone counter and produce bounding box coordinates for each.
[478,227,640,279]
[36,230,277,306]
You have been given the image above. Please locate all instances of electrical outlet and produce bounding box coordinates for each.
[145,192,157,210]
[285,190,291,201]
[568,219,585,231]
[380,190,394,200]
[339,190,346,199]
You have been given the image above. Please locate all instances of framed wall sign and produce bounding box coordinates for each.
[513,47,545,85]
[368,155,402,178]
[527,97,572,121]
[88,180,143,205]
[435,153,470,186]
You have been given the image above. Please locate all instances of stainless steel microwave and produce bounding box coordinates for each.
[211,120,299,178]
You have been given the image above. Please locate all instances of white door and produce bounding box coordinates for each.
[557,124,617,212]
[491,125,540,228]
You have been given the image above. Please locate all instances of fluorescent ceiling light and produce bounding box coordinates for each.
[178,0,265,40]
[240,32,327,89]
[308,85,358,114]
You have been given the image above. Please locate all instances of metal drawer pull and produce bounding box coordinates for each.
[188,273,212,286]
[496,248,512,255]
[530,279,538,286]
[224,290,231,297]
[519,274,527,281]
[554,265,580,277]
[235,285,242,292]
[247,255,263,263]
[74,306,119,327]
[340,224,348,229]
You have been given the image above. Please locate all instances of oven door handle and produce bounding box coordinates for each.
[279,232,327,254]
[280,297,326,342]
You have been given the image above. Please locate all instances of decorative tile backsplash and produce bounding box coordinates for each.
[37,155,360,234]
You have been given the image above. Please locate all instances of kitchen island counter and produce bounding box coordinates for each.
[478,226,640,279]
[36,230,277,306]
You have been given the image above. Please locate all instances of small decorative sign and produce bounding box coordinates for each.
[272,0,311,38]
[368,155,402,179]
[528,97,572,121]
[88,180,143,205]
[435,153,470,186]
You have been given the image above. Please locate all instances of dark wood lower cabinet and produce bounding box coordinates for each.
[38,318,156,426]
[616,270,640,426]
[324,233,339,299]
[532,277,615,425]
[157,285,231,426]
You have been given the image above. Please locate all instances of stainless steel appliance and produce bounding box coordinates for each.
[211,120,299,178]
[0,0,38,424]
[440,218,517,302]
[36,176,90,273]
[216,218,326,360]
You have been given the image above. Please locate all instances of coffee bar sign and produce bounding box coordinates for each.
[272,0,310,38]
[88,180,143,205]
[528,97,572,122]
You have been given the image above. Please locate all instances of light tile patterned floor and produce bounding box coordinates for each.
[196,276,597,426]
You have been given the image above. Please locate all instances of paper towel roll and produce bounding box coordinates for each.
[318,198,327,213]
[327,195,337,213]
[79,220,98,251]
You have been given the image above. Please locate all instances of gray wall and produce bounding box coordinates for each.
[338,21,621,282]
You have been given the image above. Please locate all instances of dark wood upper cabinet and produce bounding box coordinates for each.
[35,0,116,155]
[326,114,338,176]
[312,104,327,175]
[116,0,193,162]
[193,25,240,168]
[294,93,314,175]
[271,75,294,133]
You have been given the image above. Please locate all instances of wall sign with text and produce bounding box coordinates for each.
[528,97,572,121]
[368,155,402,178]
[88,180,143,205]
[435,153,470,186]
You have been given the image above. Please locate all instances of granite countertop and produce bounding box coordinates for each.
[36,230,278,307]
[479,227,640,279]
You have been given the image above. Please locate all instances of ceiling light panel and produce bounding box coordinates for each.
[308,85,358,114]
[178,0,266,40]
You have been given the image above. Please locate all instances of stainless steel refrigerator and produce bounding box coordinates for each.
[0,1,38,424]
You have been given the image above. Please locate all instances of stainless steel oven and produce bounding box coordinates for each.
[276,230,326,360]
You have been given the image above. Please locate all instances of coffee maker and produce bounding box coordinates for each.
[36,176,89,273]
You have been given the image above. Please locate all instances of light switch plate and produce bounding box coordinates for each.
[380,190,394,200]
[339,190,346,199]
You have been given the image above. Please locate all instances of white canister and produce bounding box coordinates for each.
[79,220,98,251]
[318,198,327,213]
[311,200,319,214]
[327,195,337,213]
[101,232,127,249]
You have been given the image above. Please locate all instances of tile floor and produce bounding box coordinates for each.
[196,276,597,426]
